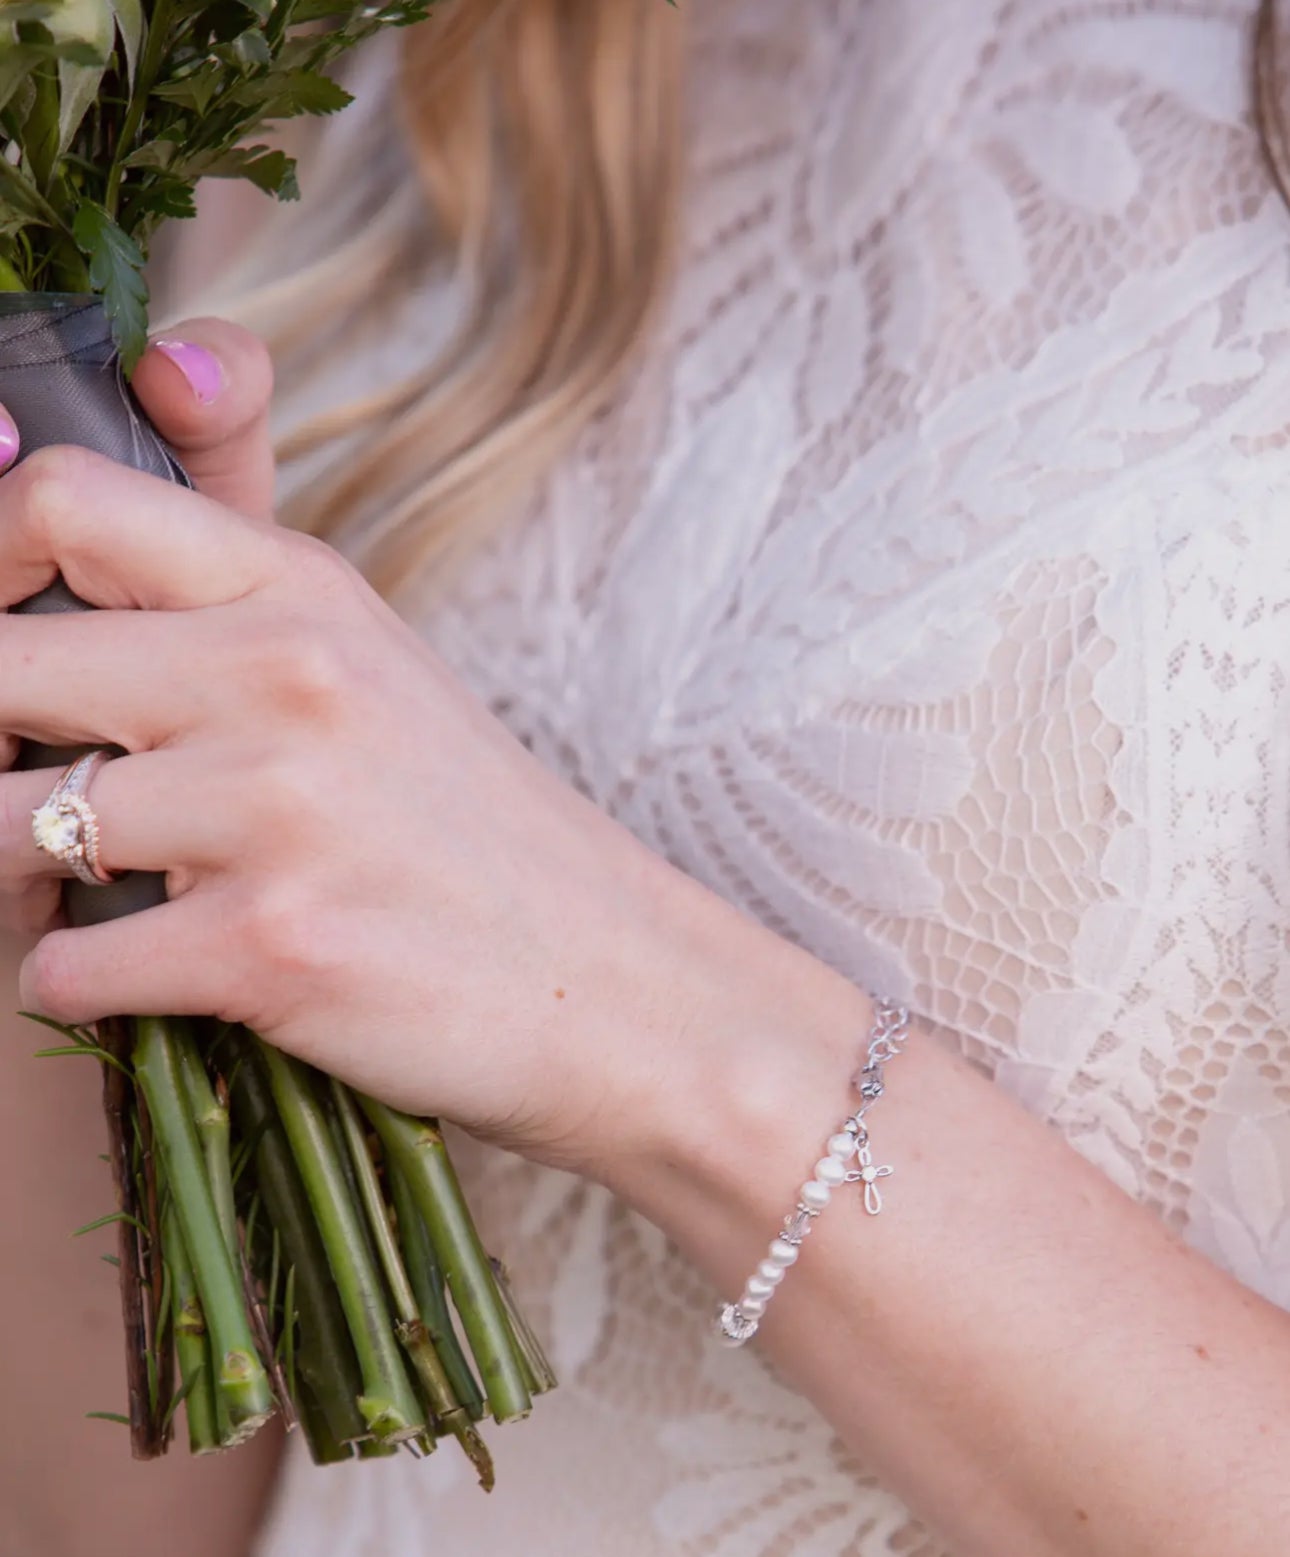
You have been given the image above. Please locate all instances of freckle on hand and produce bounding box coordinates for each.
[553,988,566,1001]
[1192,1343,1210,1361]
[1074,1509,1089,1524]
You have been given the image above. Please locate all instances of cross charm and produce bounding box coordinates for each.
[856,1141,894,1215]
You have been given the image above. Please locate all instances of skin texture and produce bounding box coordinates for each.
[1,322,1289,1557]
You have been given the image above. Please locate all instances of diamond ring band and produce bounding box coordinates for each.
[31,750,119,887]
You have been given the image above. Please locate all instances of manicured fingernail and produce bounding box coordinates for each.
[0,410,19,470]
[152,338,225,405]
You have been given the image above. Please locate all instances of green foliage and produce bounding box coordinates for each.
[0,0,436,363]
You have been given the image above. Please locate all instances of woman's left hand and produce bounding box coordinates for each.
[0,437,781,1178]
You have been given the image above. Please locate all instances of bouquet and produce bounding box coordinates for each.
[0,0,553,1476]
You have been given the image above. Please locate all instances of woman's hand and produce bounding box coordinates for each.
[0,319,275,939]
[0,371,785,1178]
[0,321,286,1557]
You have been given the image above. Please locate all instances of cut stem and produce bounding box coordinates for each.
[132,1017,273,1441]
[225,1038,367,1456]
[359,1100,532,1424]
[330,1081,494,1488]
[490,1256,558,1396]
[389,1164,485,1423]
[253,1039,424,1445]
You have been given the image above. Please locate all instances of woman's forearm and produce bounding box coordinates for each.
[0,933,281,1557]
[604,917,1290,1557]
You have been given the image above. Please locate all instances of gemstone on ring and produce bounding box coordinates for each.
[29,752,118,887]
[31,799,84,858]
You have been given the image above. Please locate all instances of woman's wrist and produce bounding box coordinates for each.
[594,883,875,1269]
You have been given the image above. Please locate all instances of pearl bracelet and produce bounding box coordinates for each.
[714,996,911,1346]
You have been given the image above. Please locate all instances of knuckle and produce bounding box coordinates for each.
[240,881,322,981]
[290,532,362,603]
[11,445,93,545]
[261,620,353,724]
[23,931,79,1020]
[252,753,325,847]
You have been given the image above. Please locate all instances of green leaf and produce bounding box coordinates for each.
[123,137,180,170]
[19,1010,100,1044]
[203,143,298,200]
[85,1411,131,1426]
[214,26,271,71]
[233,67,353,118]
[110,0,143,86]
[49,0,116,153]
[160,1369,200,1435]
[74,1209,151,1238]
[152,74,222,116]
[71,200,149,369]
[130,176,198,224]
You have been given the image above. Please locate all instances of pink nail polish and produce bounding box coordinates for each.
[0,411,19,469]
[152,338,225,406]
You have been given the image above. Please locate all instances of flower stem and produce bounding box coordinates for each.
[358,1100,532,1424]
[96,1015,164,1458]
[389,1164,486,1423]
[225,1037,367,1456]
[104,0,175,218]
[174,1028,238,1269]
[132,1017,273,1441]
[489,1256,558,1396]
[329,1081,496,1487]
[159,1189,219,1455]
[253,1039,425,1445]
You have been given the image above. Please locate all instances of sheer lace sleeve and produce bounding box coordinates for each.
[251,4,1290,1554]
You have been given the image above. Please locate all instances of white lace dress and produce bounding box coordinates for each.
[164,3,1290,1552]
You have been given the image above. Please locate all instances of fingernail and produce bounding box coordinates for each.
[152,339,225,406]
[0,410,19,470]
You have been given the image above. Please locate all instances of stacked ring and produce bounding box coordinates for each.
[30,750,120,887]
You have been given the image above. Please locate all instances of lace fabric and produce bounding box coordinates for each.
[185,3,1290,1551]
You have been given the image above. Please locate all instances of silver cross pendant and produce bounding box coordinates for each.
[855,1141,894,1215]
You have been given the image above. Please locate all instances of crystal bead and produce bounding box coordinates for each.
[715,1302,759,1346]
[781,1208,814,1244]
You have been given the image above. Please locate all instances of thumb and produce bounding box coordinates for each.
[129,317,277,522]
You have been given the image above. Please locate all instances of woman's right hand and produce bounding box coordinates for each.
[0,318,276,938]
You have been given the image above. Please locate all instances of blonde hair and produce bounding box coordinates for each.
[261,0,685,598]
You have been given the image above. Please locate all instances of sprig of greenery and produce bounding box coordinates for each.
[0,0,434,366]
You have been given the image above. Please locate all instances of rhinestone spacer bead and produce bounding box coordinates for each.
[781,1206,815,1245]
[715,1303,760,1346]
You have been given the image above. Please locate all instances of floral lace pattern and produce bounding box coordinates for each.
[197,3,1290,1552]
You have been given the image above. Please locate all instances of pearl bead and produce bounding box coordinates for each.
[814,1156,847,1186]
[767,1239,799,1267]
[745,1274,776,1299]
[801,1179,831,1210]
[739,1294,766,1318]
[827,1132,856,1160]
[756,1259,785,1286]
